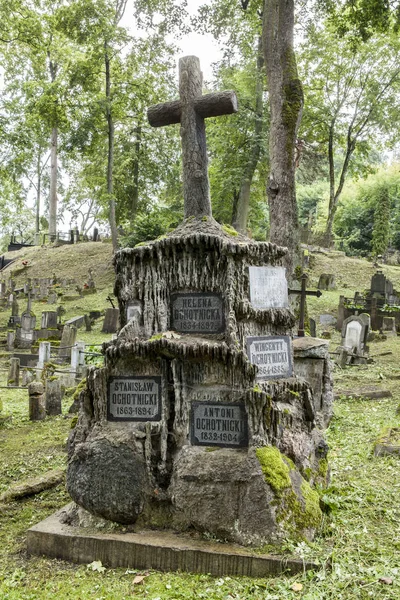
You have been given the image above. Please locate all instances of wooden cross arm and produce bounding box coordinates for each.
[147,90,238,128]
[289,289,322,298]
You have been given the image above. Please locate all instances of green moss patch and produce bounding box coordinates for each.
[255,446,292,495]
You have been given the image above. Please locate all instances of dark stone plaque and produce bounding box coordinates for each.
[247,335,293,380]
[191,402,248,448]
[107,376,162,421]
[170,292,224,334]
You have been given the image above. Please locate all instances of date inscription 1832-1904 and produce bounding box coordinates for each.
[191,402,248,448]
[107,376,162,421]
[170,292,224,334]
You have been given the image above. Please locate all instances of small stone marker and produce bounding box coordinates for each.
[107,376,162,421]
[342,314,370,354]
[8,357,20,387]
[317,274,336,290]
[102,308,119,333]
[65,315,85,329]
[170,292,224,333]
[41,311,58,329]
[28,382,46,421]
[38,341,51,369]
[248,266,288,309]
[247,335,293,380]
[45,379,62,416]
[191,401,248,447]
[59,325,77,360]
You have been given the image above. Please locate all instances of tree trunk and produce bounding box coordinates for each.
[48,126,58,241]
[233,36,265,234]
[263,0,303,279]
[36,153,41,235]
[130,125,142,228]
[105,43,119,252]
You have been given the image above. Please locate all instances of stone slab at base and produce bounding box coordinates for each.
[27,506,317,577]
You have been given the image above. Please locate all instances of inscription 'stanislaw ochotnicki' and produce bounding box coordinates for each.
[107,376,162,421]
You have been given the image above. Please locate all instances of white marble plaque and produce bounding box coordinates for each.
[247,335,293,380]
[248,266,288,309]
[344,321,362,351]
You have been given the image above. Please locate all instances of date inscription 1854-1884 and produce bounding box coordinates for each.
[170,292,224,334]
[107,376,162,421]
[191,402,248,448]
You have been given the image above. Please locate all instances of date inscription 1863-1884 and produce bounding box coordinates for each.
[107,376,162,421]
[191,402,248,448]
[170,292,224,334]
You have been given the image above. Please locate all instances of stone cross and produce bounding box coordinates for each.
[148,55,238,219]
[289,274,322,337]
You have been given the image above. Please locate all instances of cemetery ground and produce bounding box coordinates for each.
[0,244,399,599]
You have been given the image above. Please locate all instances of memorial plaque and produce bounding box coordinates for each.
[247,335,293,380]
[248,266,288,309]
[191,401,248,448]
[170,292,224,334]
[126,301,142,322]
[107,376,162,421]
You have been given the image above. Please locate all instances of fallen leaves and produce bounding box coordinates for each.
[291,582,303,592]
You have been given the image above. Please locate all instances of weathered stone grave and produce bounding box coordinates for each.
[101,307,119,333]
[28,55,329,574]
[336,313,370,366]
[342,313,370,355]
[317,274,336,290]
[15,295,36,349]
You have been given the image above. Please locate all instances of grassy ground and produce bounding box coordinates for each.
[0,245,399,598]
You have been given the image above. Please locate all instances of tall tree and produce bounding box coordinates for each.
[299,27,400,245]
[263,0,303,276]
[0,0,70,240]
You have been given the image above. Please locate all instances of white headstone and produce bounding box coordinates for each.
[248,266,288,309]
[38,341,51,369]
[344,320,362,351]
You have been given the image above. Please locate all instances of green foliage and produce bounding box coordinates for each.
[371,184,391,256]
[120,205,182,248]
[334,165,400,256]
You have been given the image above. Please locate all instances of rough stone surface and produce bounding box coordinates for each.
[66,218,330,545]
[67,437,148,524]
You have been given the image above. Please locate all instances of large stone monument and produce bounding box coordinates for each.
[65,56,328,546]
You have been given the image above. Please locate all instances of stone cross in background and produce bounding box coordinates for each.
[148,55,238,218]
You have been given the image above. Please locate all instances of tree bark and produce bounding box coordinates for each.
[36,153,41,235]
[130,125,142,228]
[263,0,303,279]
[233,36,264,234]
[48,126,58,241]
[105,42,119,252]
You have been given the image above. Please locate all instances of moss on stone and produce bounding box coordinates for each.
[221,224,238,237]
[256,446,292,496]
[149,333,163,342]
[202,216,208,222]
[134,242,148,248]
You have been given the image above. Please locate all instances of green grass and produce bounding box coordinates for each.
[0,243,399,598]
[0,335,399,598]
